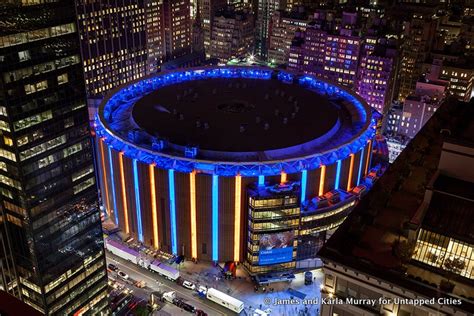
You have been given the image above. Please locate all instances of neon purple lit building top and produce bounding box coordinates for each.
[95,67,376,176]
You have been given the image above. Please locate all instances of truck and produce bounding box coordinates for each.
[105,239,139,264]
[162,291,176,304]
[149,260,180,281]
[206,288,244,314]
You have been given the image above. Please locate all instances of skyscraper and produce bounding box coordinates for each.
[162,0,192,60]
[199,0,227,55]
[0,1,108,314]
[76,0,155,98]
[210,8,255,62]
[256,0,286,58]
[356,39,398,114]
[267,7,310,66]
[397,11,438,101]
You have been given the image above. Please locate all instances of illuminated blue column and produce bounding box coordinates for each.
[108,147,118,225]
[334,160,342,190]
[168,169,178,254]
[258,175,265,186]
[300,170,307,202]
[133,159,144,242]
[357,148,365,186]
[212,174,219,262]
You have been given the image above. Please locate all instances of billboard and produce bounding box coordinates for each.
[258,231,294,265]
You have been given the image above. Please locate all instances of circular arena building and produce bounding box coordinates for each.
[95,67,376,275]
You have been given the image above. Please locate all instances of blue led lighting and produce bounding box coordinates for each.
[96,67,376,177]
[335,160,342,190]
[168,169,178,254]
[357,148,364,186]
[258,175,265,186]
[300,169,307,202]
[212,174,219,262]
[107,147,118,225]
[133,159,144,242]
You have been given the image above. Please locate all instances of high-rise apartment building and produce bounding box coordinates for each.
[199,0,227,55]
[397,12,438,101]
[388,77,447,139]
[268,8,309,66]
[437,60,473,102]
[288,24,362,88]
[210,8,255,62]
[256,0,286,58]
[163,0,192,60]
[76,0,192,117]
[0,1,108,314]
[356,39,397,114]
[76,0,152,98]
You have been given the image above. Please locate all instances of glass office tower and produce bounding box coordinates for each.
[0,1,108,314]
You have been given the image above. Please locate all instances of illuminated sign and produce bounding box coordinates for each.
[258,231,294,265]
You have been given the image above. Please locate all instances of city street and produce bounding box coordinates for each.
[106,253,230,315]
[107,251,324,316]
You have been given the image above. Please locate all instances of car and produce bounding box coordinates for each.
[197,285,207,295]
[108,263,119,271]
[195,310,208,316]
[182,280,196,290]
[118,271,129,280]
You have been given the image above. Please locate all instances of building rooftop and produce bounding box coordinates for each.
[132,77,340,152]
[97,67,375,175]
[0,291,43,316]
[248,182,300,199]
[422,184,474,244]
[319,97,474,312]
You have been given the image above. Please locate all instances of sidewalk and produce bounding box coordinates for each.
[177,261,323,315]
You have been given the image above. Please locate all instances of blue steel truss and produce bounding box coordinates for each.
[96,67,376,177]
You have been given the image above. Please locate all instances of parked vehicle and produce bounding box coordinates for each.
[304,271,313,285]
[182,280,196,290]
[104,238,181,284]
[106,239,139,264]
[206,288,244,314]
[197,285,207,296]
[118,271,129,280]
[150,260,180,281]
[135,280,146,288]
[108,263,119,271]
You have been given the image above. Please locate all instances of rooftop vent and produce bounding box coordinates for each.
[184,146,198,158]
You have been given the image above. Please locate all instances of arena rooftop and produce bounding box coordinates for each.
[96,67,376,176]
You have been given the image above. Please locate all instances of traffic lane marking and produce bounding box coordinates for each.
[107,254,226,316]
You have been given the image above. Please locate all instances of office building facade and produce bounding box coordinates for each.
[0,1,108,314]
